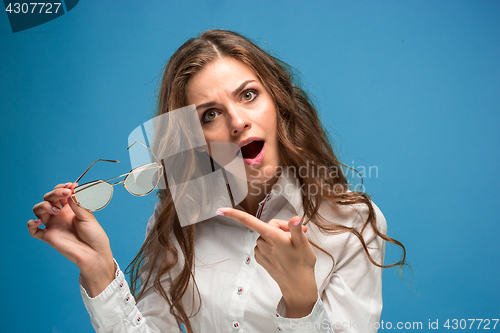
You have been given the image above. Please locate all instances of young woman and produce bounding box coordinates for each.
[28,29,405,333]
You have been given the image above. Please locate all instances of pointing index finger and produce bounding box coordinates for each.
[216,208,271,237]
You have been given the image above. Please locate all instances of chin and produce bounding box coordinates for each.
[245,164,279,184]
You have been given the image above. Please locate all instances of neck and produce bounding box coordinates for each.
[239,176,278,216]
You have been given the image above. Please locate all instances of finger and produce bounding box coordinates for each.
[255,236,272,255]
[269,219,308,233]
[27,219,45,240]
[253,245,262,265]
[59,182,76,206]
[253,245,271,267]
[216,207,272,237]
[256,235,267,248]
[54,182,70,190]
[33,201,59,222]
[288,216,308,246]
[52,183,68,206]
[43,187,73,211]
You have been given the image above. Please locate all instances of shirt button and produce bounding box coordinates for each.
[136,316,142,325]
[237,288,243,295]
[119,282,124,288]
[232,322,240,330]
[125,296,131,303]
[245,256,251,264]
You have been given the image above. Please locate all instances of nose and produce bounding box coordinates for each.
[227,105,251,136]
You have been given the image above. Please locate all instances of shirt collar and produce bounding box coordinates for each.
[270,171,304,217]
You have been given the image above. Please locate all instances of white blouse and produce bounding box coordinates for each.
[80,174,386,333]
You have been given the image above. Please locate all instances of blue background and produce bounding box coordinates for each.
[1,1,499,332]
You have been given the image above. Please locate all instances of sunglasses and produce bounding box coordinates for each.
[71,141,164,211]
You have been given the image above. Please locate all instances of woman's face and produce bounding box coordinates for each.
[186,57,280,185]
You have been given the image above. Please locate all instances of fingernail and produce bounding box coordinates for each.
[216,208,230,216]
[52,206,61,213]
[63,183,70,188]
[292,220,301,226]
[61,189,70,196]
[33,219,41,224]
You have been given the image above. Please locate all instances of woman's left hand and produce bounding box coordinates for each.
[216,208,318,318]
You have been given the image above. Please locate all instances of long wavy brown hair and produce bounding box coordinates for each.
[127,29,406,333]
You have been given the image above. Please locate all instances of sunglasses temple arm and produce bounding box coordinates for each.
[127,140,162,164]
[74,159,120,183]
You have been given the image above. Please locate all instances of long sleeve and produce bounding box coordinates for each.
[79,202,181,333]
[80,261,180,333]
[271,202,386,333]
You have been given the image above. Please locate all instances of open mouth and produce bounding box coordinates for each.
[240,140,264,159]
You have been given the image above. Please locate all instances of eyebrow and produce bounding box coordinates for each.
[232,80,255,97]
[196,80,256,111]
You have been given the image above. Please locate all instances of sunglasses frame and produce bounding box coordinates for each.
[71,141,164,212]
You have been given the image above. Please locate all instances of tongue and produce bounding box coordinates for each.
[241,141,264,159]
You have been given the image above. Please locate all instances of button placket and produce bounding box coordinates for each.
[227,219,258,332]
[256,192,272,220]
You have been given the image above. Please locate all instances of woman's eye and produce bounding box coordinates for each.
[202,110,219,123]
[241,90,257,102]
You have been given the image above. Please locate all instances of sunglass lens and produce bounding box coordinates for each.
[74,181,113,211]
[125,164,161,196]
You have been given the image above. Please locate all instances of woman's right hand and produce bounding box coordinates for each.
[28,182,116,297]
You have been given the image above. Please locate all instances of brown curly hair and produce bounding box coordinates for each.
[127,29,406,333]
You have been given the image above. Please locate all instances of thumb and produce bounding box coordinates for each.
[67,192,97,221]
[288,216,308,246]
